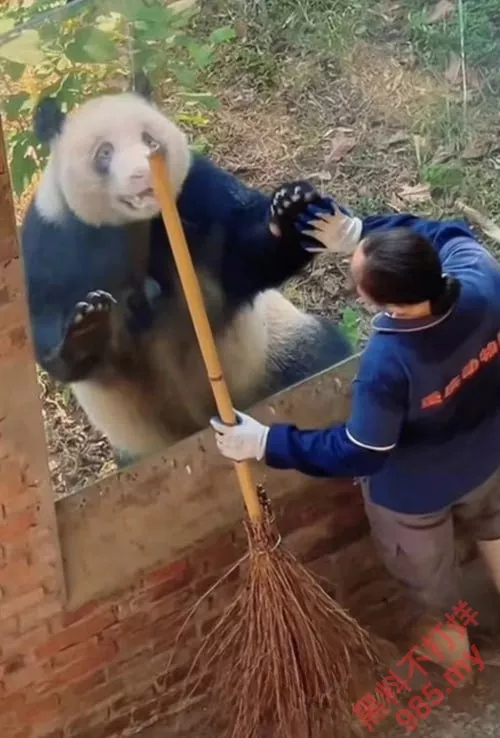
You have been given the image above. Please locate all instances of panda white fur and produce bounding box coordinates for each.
[21,80,353,467]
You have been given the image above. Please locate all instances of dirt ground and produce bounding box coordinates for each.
[3,0,500,498]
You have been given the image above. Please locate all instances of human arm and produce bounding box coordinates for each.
[211,344,407,477]
[299,205,480,260]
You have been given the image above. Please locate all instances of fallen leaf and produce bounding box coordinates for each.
[427,0,455,23]
[397,183,432,204]
[431,145,455,165]
[466,66,483,91]
[461,140,491,160]
[234,19,248,39]
[412,134,427,168]
[169,0,198,11]
[326,131,356,163]
[444,52,463,85]
[389,192,404,212]
[381,131,410,148]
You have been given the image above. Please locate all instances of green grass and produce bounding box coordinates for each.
[193,0,384,89]
[194,0,500,247]
[403,0,500,89]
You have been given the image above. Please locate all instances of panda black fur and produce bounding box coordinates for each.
[21,82,353,466]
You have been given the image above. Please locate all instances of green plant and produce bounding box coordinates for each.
[0,0,236,196]
[404,0,500,87]
[340,305,361,349]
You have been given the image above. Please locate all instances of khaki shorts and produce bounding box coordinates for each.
[361,466,500,615]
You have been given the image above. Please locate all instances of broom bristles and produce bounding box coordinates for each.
[175,487,394,738]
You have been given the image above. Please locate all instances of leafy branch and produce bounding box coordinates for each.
[0,0,236,196]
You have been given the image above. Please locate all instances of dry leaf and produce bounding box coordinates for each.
[431,145,455,165]
[389,192,404,212]
[461,140,491,161]
[397,183,432,204]
[381,131,410,148]
[234,19,248,39]
[466,66,483,91]
[169,0,198,12]
[427,0,455,23]
[444,52,461,85]
[326,132,356,163]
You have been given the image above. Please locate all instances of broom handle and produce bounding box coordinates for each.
[149,151,263,524]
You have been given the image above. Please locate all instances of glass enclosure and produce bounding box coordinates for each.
[1,0,498,498]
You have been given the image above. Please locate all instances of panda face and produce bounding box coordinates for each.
[48,93,191,227]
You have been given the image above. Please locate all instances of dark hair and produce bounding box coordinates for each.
[360,228,460,315]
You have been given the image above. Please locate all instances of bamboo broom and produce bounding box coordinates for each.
[149,150,391,738]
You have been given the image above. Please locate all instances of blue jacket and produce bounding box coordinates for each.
[265,213,500,514]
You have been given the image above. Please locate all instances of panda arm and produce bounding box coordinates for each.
[181,157,313,300]
[21,212,112,382]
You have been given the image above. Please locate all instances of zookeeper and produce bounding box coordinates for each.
[211,198,500,671]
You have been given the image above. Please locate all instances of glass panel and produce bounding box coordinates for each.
[1,0,499,500]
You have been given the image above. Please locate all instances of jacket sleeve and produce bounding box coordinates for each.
[264,345,407,478]
[360,212,478,257]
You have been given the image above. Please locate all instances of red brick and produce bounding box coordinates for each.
[131,698,159,724]
[0,459,24,499]
[51,639,97,668]
[72,713,131,738]
[49,641,118,688]
[146,589,192,623]
[191,532,246,576]
[0,300,27,334]
[99,612,148,646]
[4,662,46,691]
[3,652,25,675]
[66,669,107,698]
[62,601,100,628]
[21,693,60,723]
[141,577,190,605]
[0,509,37,542]
[110,685,156,715]
[19,599,61,633]
[0,557,41,594]
[0,586,45,620]
[144,559,191,588]
[80,678,125,711]
[0,690,26,713]
[3,622,49,660]
[11,730,32,738]
[66,707,109,737]
[37,610,116,658]
[2,490,39,517]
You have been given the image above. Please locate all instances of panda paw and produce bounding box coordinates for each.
[270,181,335,251]
[71,290,116,325]
[62,290,116,363]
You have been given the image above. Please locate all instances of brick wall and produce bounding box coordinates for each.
[0,115,377,738]
[1,471,369,738]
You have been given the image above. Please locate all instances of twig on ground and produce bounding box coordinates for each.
[455,200,500,245]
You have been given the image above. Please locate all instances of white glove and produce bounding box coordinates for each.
[299,207,362,255]
[210,411,270,462]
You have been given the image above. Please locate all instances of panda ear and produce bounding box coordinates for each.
[132,71,154,102]
[33,96,66,144]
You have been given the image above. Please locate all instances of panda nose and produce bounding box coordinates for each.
[129,168,151,187]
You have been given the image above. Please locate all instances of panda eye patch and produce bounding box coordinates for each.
[94,141,114,175]
[142,132,159,151]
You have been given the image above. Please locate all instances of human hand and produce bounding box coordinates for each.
[210,410,270,462]
[269,181,336,252]
[295,201,362,255]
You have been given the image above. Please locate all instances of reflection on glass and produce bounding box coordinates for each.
[0,0,499,499]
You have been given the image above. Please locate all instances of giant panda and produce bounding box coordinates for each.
[20,78,353,468]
